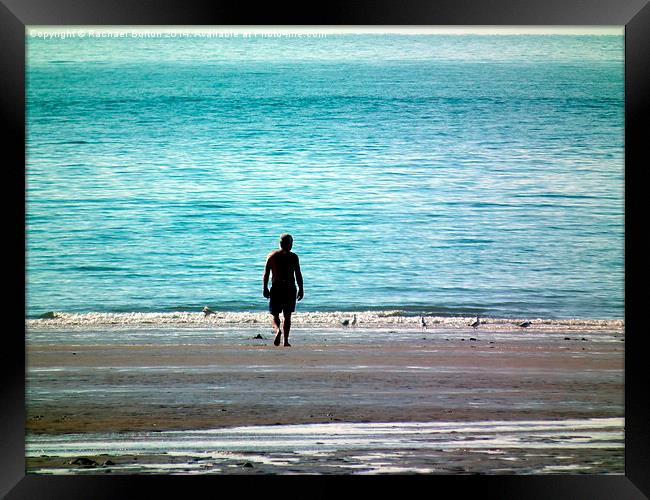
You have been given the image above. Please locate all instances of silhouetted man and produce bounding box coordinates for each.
[263,234,304,347]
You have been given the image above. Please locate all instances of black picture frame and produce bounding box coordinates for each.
[2,0,648,497]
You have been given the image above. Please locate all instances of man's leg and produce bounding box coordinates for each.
[283,312,292,346]
[272,314,282,346]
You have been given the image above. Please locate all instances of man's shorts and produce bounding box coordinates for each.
[269,284,297,315]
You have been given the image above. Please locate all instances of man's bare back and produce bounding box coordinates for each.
[266,249,300,286]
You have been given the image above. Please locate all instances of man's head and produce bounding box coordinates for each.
[279,234,293,251]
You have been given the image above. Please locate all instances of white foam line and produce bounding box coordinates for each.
[26,311,624,331]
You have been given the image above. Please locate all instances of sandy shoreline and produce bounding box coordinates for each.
[26,322,624,474]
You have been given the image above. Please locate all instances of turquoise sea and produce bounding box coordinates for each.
[26,30,624,320]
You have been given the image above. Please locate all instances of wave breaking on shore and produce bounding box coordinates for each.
[25,311,624,332]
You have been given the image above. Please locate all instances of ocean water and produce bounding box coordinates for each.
[26,30,625,320]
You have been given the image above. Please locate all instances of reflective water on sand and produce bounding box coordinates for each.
[27,418,623,475]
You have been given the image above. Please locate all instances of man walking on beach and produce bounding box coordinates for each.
[263,234,304,347]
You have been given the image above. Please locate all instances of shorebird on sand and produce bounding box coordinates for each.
[202,306,216,317]
[341,314,357,327]
[518,320,532,328]
[470,316,481,329]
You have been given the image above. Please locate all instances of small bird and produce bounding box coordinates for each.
[341,315,356,327]
[421,316,428,330]
[202,306,216,317]
[518,320,532,328]
[470,316,481,329]
[351,314,357,327]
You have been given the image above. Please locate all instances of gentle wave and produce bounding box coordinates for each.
[25,310,624,331]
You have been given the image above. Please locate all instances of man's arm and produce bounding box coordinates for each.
[295,254,304,301]
[263,255,272,298]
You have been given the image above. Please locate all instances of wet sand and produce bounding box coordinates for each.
[26,323,624,474]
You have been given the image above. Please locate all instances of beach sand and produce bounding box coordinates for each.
[25,317,624,474]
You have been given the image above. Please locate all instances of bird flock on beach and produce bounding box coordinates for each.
[202,306,533,330]
[466,316,533,329]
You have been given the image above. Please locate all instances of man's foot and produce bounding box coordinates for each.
[284,342,291,347]
[274,332,281,346]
